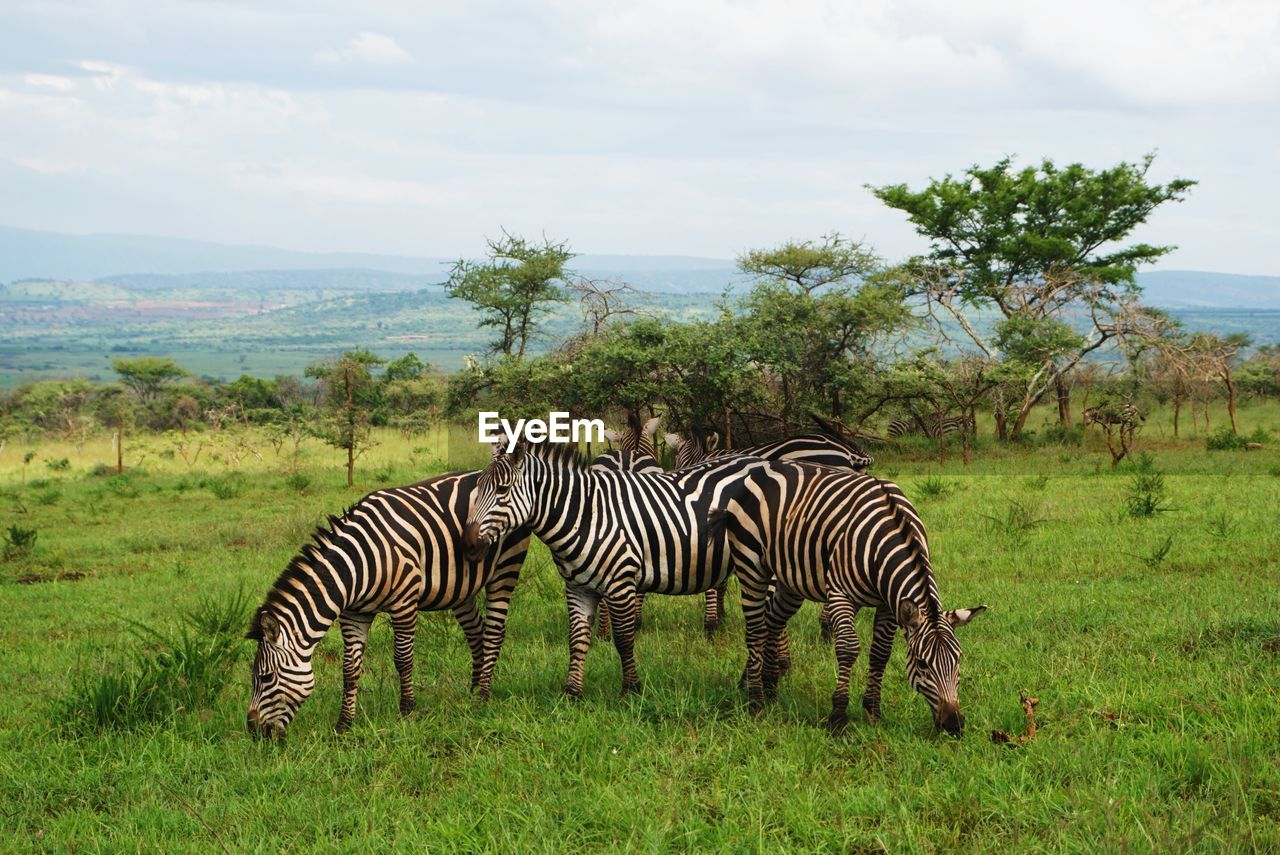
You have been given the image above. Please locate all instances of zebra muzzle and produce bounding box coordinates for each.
[462,522,490,561]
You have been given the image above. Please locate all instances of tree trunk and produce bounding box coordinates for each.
[1055,375,1072,426]
[1172,387,1182,438]
[347,445,355,488]
[1224,371,1238,435]
[116,429,124,474]
[1204,398,1211,432]
[936,401,946,466]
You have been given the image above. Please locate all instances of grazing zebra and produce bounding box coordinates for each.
[711,460,985,733]
[245,472,530,739]
[886,413,973,439]
[463,441,771,698]
[603,413,661,460]
[663,424,875,636]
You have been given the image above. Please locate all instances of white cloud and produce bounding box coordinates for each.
[315,32,415,66]
[23,73,73,92]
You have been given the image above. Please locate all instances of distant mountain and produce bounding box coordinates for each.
[1,225,1275,305]
[1134,271,1280,309]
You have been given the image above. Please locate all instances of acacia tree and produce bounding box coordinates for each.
[446,231,573,358]
[111,357,187,405]
[736,233,910,425]
[874,155,1195,440]
[306,349,385,487]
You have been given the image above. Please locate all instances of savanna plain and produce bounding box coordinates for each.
[1,408,1278,852]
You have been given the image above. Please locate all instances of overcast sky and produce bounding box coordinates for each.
[2,1,1278,273]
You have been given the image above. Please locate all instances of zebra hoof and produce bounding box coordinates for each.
[777,656,792,675]
[399,700,416,717]
[620,680,642,697]
[564,684,584,701]
[826,712,849,734]
[334,719,352,735]
[474,688,491,703]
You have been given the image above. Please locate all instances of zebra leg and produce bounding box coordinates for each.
[475,575,517,702]
[595,597,611,639]
[703,582,727,637]
[605,580,642,695]
[861,605,897,724]
[335,612,374,734]
[633,591,646,632]
[818,602,834,642]
[390,609,418,717]
[826,594,861,734]
[564,583,600,699]
[452,598,486,695]
[737,570,773,714]
[763,589,804,701]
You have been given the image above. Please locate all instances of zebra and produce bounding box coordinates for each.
[663,421,875,637]
[603,413,661,460]
[463,441,772,699]
[245,472,530,739]
[1083,402,1143,435]
[709,460,985,732]
[886,413,973,439]
[596,413,663,636]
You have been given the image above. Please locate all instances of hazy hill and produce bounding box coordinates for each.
[2,225,1276,307]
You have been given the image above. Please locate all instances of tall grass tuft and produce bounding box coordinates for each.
[55,590,250,734]
[1124,454,1171,518]
[3,524,38,559]
[913,474,954,499]
[982,498,1045,545]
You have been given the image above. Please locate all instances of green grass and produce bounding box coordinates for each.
[1,405,1279,851]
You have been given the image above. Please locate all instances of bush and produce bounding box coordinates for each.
[913,474,954,499]
[372,463,396,483]
[1039,424,1085,447]
[283,472,312,494]
[3,525,38,559]
[1206,427,1270,451]
[201,474,245,500]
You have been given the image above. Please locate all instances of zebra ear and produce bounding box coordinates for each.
[603,428,622,443]
[664,433,683,450]
[945,605,988,628]
[897,601,922,630]
[251,611,281,644]
[707,433,722,452]
[642,416,661,438]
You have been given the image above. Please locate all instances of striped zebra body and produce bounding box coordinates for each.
[664,429,874,637]
[1082,403,1142,428]
[246,471,530,739]
[713,460,985,732]
[886,414,972,440]
[596,413,663,636]
[464,442,769,698]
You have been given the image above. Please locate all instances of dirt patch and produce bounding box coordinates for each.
[15,570,86,585]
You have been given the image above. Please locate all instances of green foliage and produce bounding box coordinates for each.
[1125,454,1171,517]
[55,593,248,734]
[1206,511,1239,541]
[283,472,312,494]
[1206,427,1269,450]
[913,474,954,499]
[982,497,1045,544]
[202,474,245,500]
[111,357,187,404]
[45,457,71,473]
[3,524,38,559]
[1130,536,1174,569]
[446,231,573,357]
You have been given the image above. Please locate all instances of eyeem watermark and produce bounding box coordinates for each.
[479,412,605,452]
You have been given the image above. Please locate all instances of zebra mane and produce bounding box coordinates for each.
[808,412,870,453]
[875,478,940,624]
[522,440,593,470]
[250,506,360,637]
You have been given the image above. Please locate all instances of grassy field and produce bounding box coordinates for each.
[1,406,1278,851]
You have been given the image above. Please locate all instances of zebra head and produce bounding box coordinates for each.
[664,430,719,469]
[464,441,534,558]
[245,608,314,740]
[898,601,987,737]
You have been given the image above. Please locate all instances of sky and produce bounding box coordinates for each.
[2,0,1278,274]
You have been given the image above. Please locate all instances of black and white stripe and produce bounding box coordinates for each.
[712,461,985,733]
[245,471,530,739]
[663,426,875,636]
[886,414,973,439]
[464,442,769,698]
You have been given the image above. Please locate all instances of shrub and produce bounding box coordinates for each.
[1039,424,1084,447]
[1124,454,1171,518]
[283,472,312,494]
[33,487,62,506]
[201,474,245,500]
[372,463,396,483]
[982,498,1045,545]
[3,525,38,559]
[1206,427,1270,451]
[89,462,114,477]
[104,473,142,499]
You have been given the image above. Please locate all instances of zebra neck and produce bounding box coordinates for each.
[526,461,594,554]
[266,550,352,655]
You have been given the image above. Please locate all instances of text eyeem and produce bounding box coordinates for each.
[478,412,605,452]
